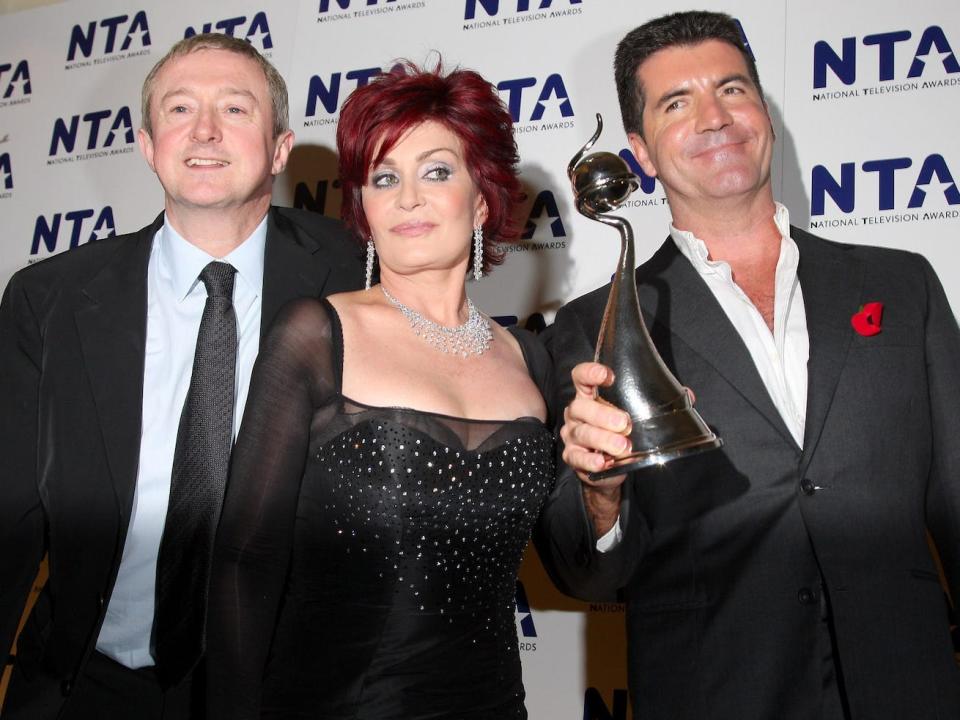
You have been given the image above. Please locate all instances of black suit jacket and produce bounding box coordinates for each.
[538,227,960,719]
[0,207,363,717]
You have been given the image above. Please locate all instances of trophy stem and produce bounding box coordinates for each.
[567,114,722,479]
[592,213,687,421]
[590,219,721,478]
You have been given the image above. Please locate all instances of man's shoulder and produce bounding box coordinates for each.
[9,220,155,294]
[271,206,353,245]
[269,206,363,265]
[558,236,675,322]
[792,224,925,268]
[559,281,610,321]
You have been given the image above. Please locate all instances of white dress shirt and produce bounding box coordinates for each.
[96,216,267,668]
[597,203,809,552]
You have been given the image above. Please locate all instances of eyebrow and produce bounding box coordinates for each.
[377,146,460,166]
[158,87,259,105]
[652,85,689,111]
[716,73,754,90]
[651,73,754,110]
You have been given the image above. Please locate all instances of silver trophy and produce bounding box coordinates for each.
[568,114,722,479]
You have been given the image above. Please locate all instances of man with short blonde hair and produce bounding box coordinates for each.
[0,34,362,719]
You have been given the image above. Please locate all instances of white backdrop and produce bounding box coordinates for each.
[1,1,957,717]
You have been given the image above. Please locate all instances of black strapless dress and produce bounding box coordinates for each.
[207,298,554,719]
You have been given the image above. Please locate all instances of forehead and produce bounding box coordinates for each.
[376,119,465,161]
[152,47,268,97]
[637,39,750,97]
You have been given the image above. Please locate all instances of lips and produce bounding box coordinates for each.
[390,221,435,236]
[185,157,229,167]
[686,130,751,160]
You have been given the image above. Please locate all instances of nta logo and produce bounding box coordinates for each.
[293,178,341,215]
[0,60,31,99]
[465,0,581,20]
[49,107,134,157]
[497,74,573,123]
[185,12,272,50]
[32,207,116,255]
[814,25,958,88]
[319,0,398,10]
[67,12,151,62]
[0,152,11,191]
[523,190,565,239]
[812,154,959,215]
[514,581,537,638]
[619,151,658,194]
[584,688,629,720]
[305,66,383,117]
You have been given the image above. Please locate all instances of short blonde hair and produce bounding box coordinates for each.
[141,33,289,138]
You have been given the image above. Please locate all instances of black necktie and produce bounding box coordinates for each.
[154,260,238,687]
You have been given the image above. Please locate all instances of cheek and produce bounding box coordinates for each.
[649,127,684,172]
[441,183,478,220]
[151,131,185,168]
[153,141,178,171]
[360,192,387,230]
[737,107,772,137]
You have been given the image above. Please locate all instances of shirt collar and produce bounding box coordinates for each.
[158,214,268,301]
[669,202,794,274]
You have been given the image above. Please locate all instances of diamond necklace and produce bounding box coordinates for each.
[380,285,493,357]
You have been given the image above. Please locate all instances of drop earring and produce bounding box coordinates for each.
[472,226,483,281]
[365,239,375,290]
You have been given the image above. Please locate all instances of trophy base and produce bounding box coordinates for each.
[588,434,723,481]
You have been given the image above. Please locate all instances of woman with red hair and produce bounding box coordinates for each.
[207,62,553,719]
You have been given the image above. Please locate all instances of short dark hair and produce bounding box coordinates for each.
[142,33,289,139]
[336,61,524,274]
[614,11,764,138]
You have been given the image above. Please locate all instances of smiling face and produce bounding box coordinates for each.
[628,39,774,215]
[361,120,488,278]
[138,47,293,225]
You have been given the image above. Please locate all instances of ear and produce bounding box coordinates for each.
[627,132,657,178]
[138,128,156,173]
[271,129,295,175]
[763,100,776,142]
[473,192,489,229]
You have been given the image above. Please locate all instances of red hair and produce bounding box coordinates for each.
[336,61,524,273]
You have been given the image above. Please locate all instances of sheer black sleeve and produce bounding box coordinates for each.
[206,298,339,720]
[507,326,556,427]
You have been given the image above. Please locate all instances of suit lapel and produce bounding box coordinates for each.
[261,208,331,339]
[74,217,160,514]
[795,229,862,475]
[636,240,798,448]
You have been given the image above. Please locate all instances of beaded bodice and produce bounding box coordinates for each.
[207,299,555,720]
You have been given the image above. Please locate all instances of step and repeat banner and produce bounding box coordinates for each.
[1,0,957,717]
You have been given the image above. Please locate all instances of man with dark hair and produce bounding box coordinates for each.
[539,10,960,719]
[0,34,362,719]
[614,10,764,140]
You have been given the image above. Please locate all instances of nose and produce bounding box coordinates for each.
[695,94,733,133]
[397,178,423,211]
[190,106,222,144]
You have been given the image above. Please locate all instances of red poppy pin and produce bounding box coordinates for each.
[851,301,883,337]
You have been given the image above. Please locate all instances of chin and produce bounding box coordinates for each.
[704,170,763,197]
[177,187,237,206]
